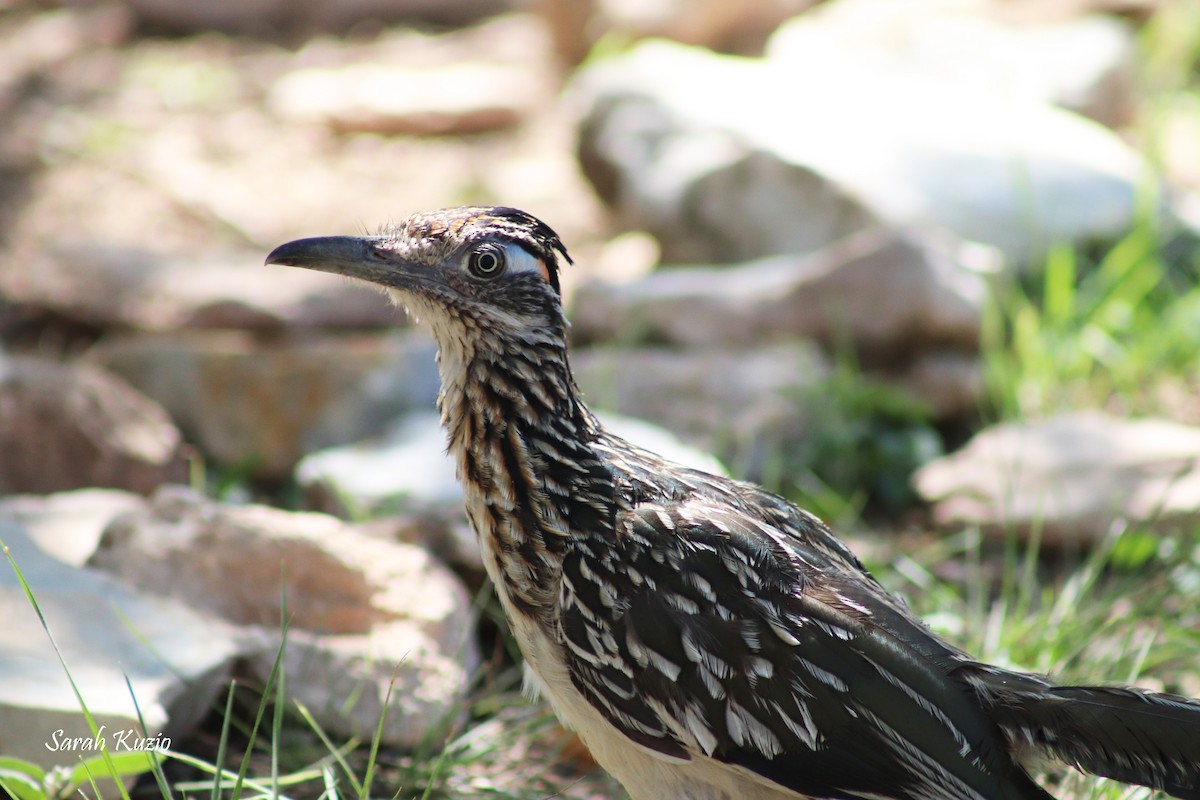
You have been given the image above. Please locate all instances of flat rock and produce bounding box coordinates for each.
[569,227,988,360]
[767,0,1138,128]
[576,81,885,264]
[913,411,1200,543]
[89,486,480,747]
[0,355,188,494]
[297,409,727,517]
[118,0,507,34]
[537,0,817,64]
[0,521,242,778]
[572,343,830,459]
[269,62,541,136]
[298,411,464,513]
[573,35,1155,265]
[0,489,143,566]
[4,244,396,332]
[88,330,440,479]
[575,343,981,453]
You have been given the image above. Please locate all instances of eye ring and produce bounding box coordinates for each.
[467,244,507,280]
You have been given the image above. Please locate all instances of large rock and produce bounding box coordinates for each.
[0,356,188,494]
[573,34,1154,265]
[118,0,508,34]
[89,486,480,747]
[269,62,541,136]
[569,228,988,360]
[767,0,1138,128]
[89,330,440,478]
[0,521,242,778]
[576,84,884,264]
[914,411,1200,543]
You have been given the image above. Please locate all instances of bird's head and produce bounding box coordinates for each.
[266,206,573,350]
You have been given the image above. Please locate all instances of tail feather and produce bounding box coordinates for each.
[972,669,1200,800]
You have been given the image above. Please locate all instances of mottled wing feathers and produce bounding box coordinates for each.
[558,486,1050,800]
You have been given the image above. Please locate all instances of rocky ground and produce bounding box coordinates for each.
[1,0,1199,798]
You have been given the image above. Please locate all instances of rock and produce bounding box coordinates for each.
[576,343,980,455]
[88,330,440,479]
[0,521,241,779]
[573,36,1154,265]
[298,411,463,514]
[767,0,1138,128]
[0,355,188,495]
[118,0,508,35]
[1000,0,1165,21]
[913,411,1200,543]
[361,512,486,576]
[572,343,831,458]
[269,62,541,136]
[4,244,396,332]
[0,489,143,566]
[297,409,727,516]
[0,12,595,304]
[534,0,818,64]
[575,85,884,263]
[89,486,480,747]
[569,227,988,360]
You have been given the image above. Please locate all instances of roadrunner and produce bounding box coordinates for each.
[267,206,1200,800]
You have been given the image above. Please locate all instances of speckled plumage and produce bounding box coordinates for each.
[267,206,1200,800]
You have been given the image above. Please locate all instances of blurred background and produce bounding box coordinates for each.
[1,0,1199,798]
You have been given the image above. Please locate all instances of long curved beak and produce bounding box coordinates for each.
[265,235,415,290]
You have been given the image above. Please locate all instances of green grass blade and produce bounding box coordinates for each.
[0,770,44,800]
[73,761,105,800]
[290,701,362,798]
[1042,242,1077,328]
[212,680,238,800]
[67,751,161,794]
[360,662,406,800]
[226,573,292,800]
[119,673,173,800]
[160,752,280,796]
[320,765,339,800]
[272,578,289,800]
[229,644,285,800]
[1,542,133,800]
[0,762,45,785]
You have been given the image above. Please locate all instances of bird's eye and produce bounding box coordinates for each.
[467,245,507,280]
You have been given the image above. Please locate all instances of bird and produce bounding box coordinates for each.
[266,206,1200,800]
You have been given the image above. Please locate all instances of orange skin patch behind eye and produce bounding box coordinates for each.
[537,258,552,284]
